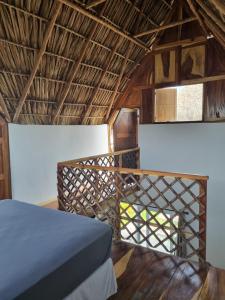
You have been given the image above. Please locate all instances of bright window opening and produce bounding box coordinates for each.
[155,84,203,123]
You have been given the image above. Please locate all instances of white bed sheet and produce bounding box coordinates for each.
[64,258,117,300]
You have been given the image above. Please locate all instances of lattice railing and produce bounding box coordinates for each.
[57,149,208,262]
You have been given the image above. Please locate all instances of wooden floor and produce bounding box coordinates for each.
[43,201,225,299]
[111,241,225,300]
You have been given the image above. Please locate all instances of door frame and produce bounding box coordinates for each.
[0,114,11,199]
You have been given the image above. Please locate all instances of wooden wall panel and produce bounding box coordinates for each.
[140,89,154,124]
[181,45,205,80]
[155,50,176,84]
[204,80,225,121]
[0,115,11,200]
[113,109,138,151]
[206,39,225,76]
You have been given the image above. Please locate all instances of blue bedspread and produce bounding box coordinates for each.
[0,200,113,300]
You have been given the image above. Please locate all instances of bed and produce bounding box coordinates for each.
[0,200,117,300]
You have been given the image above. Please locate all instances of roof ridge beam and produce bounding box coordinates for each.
[13,1,62,122]
[57,0,150,51]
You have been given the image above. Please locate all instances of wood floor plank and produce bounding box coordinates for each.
[110,241,214,300]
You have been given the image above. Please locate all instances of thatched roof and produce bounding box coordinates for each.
[0,0,224,125]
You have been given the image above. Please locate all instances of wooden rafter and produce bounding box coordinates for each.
[187,0,209,37]
[0,1,135,64]
[0,70,122,95]
[211,0,225,16]
[124,0,159,27]
[134,17,197,38]
[86,0,106,9]
[57,0,150,51]
[196,0,225,34]
[13,1,62,122]
[105,44,132,121]
[4,97,108,109]
[0,93,11,122]
[199,10,225,49]
[81,39,122,124]
[0,38,132,79]
[52,5,106,124]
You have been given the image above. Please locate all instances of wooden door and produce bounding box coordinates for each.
[113,108,138,152]
[0,116,11,200]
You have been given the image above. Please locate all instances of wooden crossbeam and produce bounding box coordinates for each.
[52,4,107,124]
[134,17,197,38]
[187,0,209,37]
[0,93,11,122]
[153,36,206,51]
[58,0,150,51]
[13,1,62,122]
[105,44,132,121]
[86,0,106,9]
[81,39,122,124]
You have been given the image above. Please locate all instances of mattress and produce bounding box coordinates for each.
[0,200,113,300]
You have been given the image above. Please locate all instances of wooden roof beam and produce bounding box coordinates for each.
[196,0,225,34]
[13,1,62,122]
[4,97,108,109]
[187,0,209,37]
[0,2,135,63]
[134,17,197,38]
[124,0,159,27]
[105,43,132,121]
[58,0,150,51]
[153,36,207,51]
[211,0,225,16]
[0,93,11,122]
[86,0,106,9]
[0,70,123,95]
[0,38,132,79]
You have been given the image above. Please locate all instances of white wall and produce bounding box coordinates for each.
[139,123,225,268]
[9,124,108,204]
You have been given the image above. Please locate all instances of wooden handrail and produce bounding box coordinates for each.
[59,162,208,181]
[58,147,140,165]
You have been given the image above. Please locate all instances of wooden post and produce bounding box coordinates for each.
[199,180,207,261]
[115,171,121,240]
[57,164,65,211]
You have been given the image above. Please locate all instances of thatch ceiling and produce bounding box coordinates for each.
[0,0,224,125]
